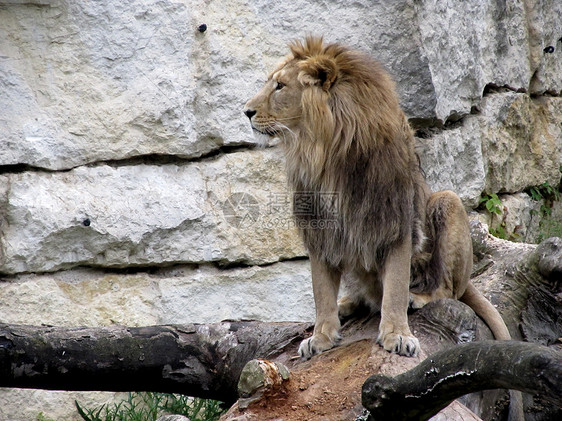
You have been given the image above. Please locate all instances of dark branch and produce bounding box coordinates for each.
[0,321,310,404]
[362,340,562,421]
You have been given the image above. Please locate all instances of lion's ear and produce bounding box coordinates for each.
[298,56,338,91]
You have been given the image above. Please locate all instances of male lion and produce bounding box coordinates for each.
[243,37,512,360]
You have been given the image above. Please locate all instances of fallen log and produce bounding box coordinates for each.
[362,340,562,421]
[0,299,491,420]
[0,321,310,404]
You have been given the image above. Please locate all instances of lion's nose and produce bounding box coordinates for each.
[244,109,257,120]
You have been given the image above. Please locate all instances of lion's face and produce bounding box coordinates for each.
[244,38,344,148]
[243,60,304,142]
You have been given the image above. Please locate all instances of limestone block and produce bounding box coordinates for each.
[2,93,558,274]
[477,192,562,244]
[0,261,314,327]
[415,0,532,122]
[0,1,259,170]
[0,269,162,327]
[0,148,306,274]
[500,194,540,242]
[526,0,562,95]
[417,117,486,208]
[482,193,541,242]
[481,94,562,194]
[418,93,562,207]
[0,389,130,421]
[2,0,560,171]
[505,194,562,244]
[155,260,314,324]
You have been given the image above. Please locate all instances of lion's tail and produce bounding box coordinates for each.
[459,282,511,340]
[460,283,525,421]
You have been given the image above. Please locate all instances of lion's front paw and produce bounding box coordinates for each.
[376,323,420,357]
[298,332,341,360]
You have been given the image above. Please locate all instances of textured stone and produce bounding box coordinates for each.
[481,94,562,194]
[414,0,532,122]
[500,193,541,242]
[418,93,562,207]
[0,260,314,327]
[477,193,540,242]
[526,0,562,95]
[2,0,561,170]
[0,389,129,421]
[0,148,306,274]
[0,1,259,170]
[476,192,562,244]
[416,117,486,208]
[156,261,314,324]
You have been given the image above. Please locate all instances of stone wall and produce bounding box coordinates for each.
[0,0,560,419]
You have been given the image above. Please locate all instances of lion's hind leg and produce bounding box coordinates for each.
[410,190,472,308]
[338,271,382,319]
[409,288,452,309]
[337,295,360,319]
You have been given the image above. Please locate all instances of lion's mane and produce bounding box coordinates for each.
[286,37,428,274]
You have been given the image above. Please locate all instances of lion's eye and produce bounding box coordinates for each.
[275,81,285,91]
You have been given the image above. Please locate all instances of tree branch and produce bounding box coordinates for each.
[0,321,310,404]
[362,340,562,421]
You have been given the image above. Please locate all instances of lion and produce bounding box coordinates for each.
[243,36,512,360]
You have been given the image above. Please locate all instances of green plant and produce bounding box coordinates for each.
[479,193,511,240]
[535,217,562,243]
[489,224,507,240]
[76,393,225,421]
[479,193,503,216]
[527,181,562,242]
[528,182,560,217]
[37,413,57,421]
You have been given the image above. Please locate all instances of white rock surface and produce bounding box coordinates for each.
[418,93,562,207]
[0,0,258,170]
[1,92,559,274]
[0,148,306,274]
[478,192,562,243]
[0,260,313,327]
[481,93,562,194]
[417,117,486,208]
[1,0,561,170]
[498,193,542,242]
[415,0,531,122]
[0,389,130,421]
